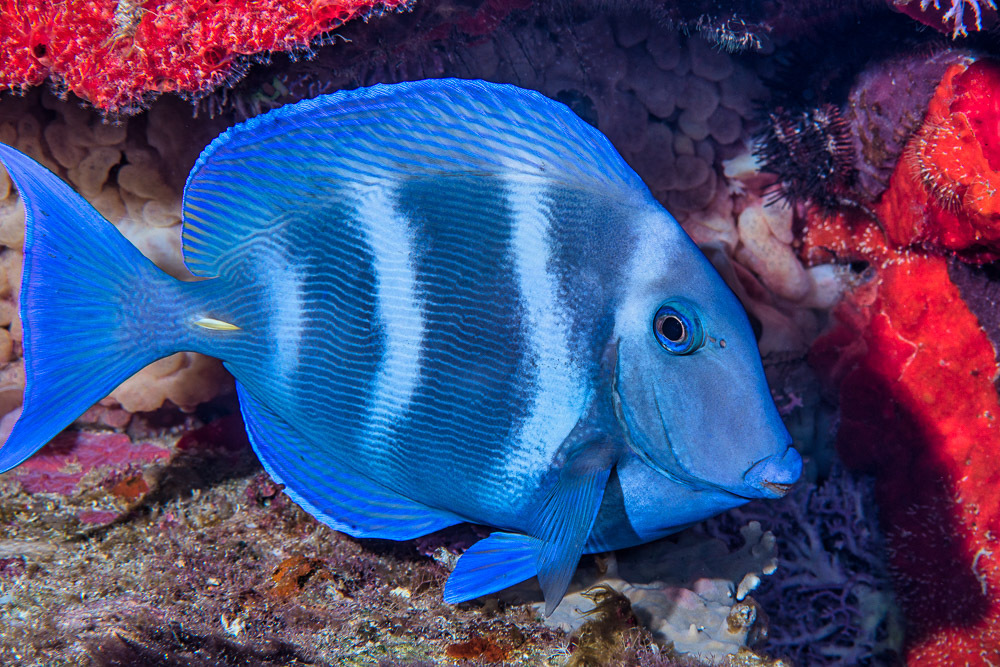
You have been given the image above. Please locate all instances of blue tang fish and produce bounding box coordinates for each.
[0,79,801,614]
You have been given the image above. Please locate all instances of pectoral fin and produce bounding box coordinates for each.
[533,463,612,615]
[443,532,541,604]
[444,359,621,613]
[442,463,612,615]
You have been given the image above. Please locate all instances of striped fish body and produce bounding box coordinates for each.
[204,176,633,533]
[0,79,802,614]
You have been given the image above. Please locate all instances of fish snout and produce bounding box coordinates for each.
[742,447,802,498]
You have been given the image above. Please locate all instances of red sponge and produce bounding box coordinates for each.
[0,0,409,114]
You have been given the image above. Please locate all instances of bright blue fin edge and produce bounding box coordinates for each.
[235,381,462,540]
[443,532,541,604]
[0,143,177,472]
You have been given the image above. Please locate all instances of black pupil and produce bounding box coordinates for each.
[659,315,685,342]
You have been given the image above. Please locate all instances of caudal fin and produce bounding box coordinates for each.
[0,143,182,472]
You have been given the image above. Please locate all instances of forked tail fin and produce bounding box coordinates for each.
[0,143,184,472]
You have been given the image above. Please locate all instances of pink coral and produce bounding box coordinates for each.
[7,430,170,494]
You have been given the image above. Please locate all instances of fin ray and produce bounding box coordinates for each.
[181,79,649,278]
[0,144,180,472]
[533,466,612,615]
[443,532,541,604]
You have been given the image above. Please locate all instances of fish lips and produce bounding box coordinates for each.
[741,447,803,499]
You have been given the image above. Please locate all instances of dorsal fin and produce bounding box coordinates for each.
[180,79,649,277]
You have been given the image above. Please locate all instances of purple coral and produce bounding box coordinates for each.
[699,466,903,665]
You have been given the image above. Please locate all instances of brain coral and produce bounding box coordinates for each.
[0,0,409,114]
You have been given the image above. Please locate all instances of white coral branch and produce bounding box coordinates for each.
[916,0,997,37]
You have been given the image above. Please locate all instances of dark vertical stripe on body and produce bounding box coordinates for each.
[219,202,385,450]
[384,175,534,505]
[294,203,384,445]
[546,187,637,370]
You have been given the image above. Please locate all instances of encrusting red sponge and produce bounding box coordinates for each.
[877,59,1000,261]
[804,56,1000,665]
[0,0,409,114]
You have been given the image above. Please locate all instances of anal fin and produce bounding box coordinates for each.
[236,382,461,540]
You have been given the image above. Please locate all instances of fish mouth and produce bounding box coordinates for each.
[760,481,794,496]
[742,448,802,498]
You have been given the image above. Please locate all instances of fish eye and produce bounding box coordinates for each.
[652,302,704,354]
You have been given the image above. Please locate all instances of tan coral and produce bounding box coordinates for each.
[117,162,177,202]
[708,106,743,146]
[111,353,232,413]
[736,198,810,302]
[689,36,735,82]
[142,199,183,228]
[0,195,24,248]
[0,362,24,418]
[68,147,122,197]
[647,29,681,70]
[91,186,128,225]
[43,122,89,170]
[678,76,720,122]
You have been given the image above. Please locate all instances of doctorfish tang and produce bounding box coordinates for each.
[0,79,801,613]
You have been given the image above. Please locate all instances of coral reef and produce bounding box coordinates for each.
[754,49,974,210]
[0,0,930,118]
[804,206,1000,664]
[0,5,827,416]
[701,466,903,665]
[0,413,801,665]
[741,32,1000,667]
[14,1,1000,664]
[878,57,1000,260]
[843,49,974,203]
[800,57,1000,656]
[0,413,570,665]
[0,0,409,114]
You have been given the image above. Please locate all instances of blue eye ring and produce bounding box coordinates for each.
[652,301,704,354]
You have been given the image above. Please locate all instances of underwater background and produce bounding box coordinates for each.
[1,0,1000,664]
